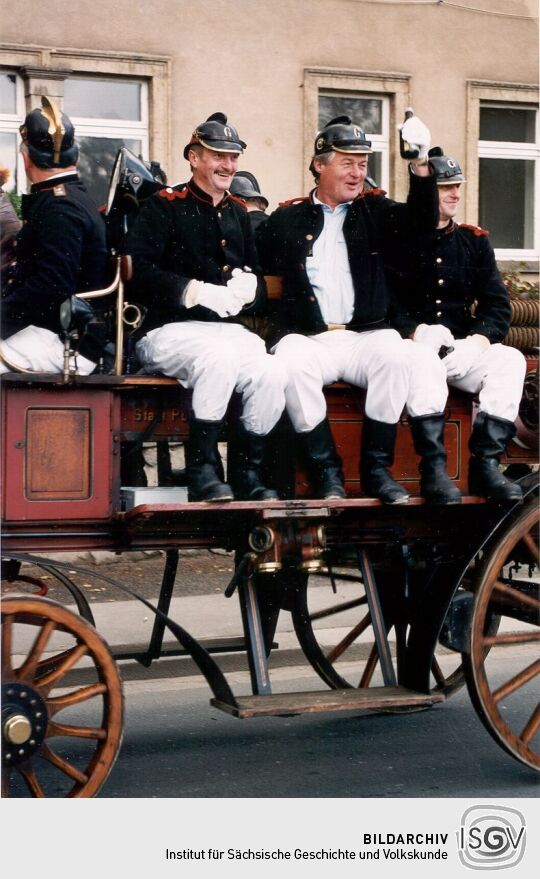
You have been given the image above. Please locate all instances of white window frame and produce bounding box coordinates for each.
[0,70,25,193]
[304,68,411,199]
[318,89,390,192]
[67,76,150,164]
[478,102,539,261]
[466,80,539,268]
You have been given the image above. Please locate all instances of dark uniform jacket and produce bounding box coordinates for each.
[387,221,511,343]
[257,172,438,336]
[127,179,266,336]
[1,174,107,340]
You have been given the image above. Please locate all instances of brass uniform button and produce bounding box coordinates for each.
[220,239,227,246]
[436,257,442,264]
[438,278,444,286]
[305,234,313,241]
[223,265,230,272]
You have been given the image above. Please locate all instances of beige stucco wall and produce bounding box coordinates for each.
[1,0,538,212]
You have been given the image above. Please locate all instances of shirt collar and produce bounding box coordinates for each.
[312,189,352,212]
[31,172,79,193]
[187,177,230,207]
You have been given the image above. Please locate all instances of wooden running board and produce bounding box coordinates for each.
[211,686,445,718]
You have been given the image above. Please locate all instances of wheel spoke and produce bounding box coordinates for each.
[48,682,107,715]
[483,631,540,647]
[40,743,89,785]
[310,595,367,622]
[493,659,540,703]
[16,620,56,682]
[431,656,447,688]
[358,643,379,687]
[19,764,46,797]
[493,580,540,615]
[1,616,13,676]
[521,704,540,745]
[326,612,372,663]
[46,720,107,741]
[521,532,539,566]
[35,643,88,691]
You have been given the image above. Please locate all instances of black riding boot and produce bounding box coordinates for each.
[361,417,409,505]
[185,419,233,502]
[409,414,461,505]
[468,412,523,502]
[299,419,346,499]
[231,423,278,501]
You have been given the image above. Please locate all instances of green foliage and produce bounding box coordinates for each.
[6,190,23,219]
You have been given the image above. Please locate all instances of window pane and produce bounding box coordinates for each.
[0,132,18,191]
[77,136,142,207]
[480,107,536,143]
[0,73,17,115]
[479,158,534,249]
[368,151,381,187]
[319,94,382,134]
[64,78,141,121]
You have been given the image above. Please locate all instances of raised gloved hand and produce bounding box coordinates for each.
[414,323,455,352]
[183,279,243,318]
[226,267,257,305]
[442,335,490,380]
[399,112,431,160]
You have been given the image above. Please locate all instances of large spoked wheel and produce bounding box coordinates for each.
[292,564,464,698]
[464,500,539,771]
[2,596,124,797]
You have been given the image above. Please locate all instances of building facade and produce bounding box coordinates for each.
[1,0,538,268]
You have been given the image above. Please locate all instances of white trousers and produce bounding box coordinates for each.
[272,329,448,432]
[136,321,287,436]
[446,343,526,422]
[0,325,96,375]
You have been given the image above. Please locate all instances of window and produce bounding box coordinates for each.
[304,68,411,199]
[0,71,25,193]
[465,81,539,266]
[318,92,389,190]
[64,76,149,207]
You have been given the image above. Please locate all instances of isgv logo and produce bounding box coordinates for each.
[458,805,526,870]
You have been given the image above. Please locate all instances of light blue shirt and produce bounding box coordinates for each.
[306,193,355,325]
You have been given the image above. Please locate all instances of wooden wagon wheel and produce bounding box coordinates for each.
[464,500,539,771]
[2,596,124,797]
[293,564,467,698]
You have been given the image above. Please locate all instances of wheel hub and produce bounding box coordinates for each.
[2,682,47,767]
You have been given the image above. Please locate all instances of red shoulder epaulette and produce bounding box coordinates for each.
[228,193,248,210]
[159,186,189,201]
[459,223,489,237]
[363,188,387,197]
[279,196,309,207]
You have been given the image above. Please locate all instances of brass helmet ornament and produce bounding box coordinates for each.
[428,147,466,184]
[19,96,78,169]
[183,112,246,160]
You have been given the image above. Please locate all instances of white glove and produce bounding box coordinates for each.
[183,279,243,318]
[413,323,455,352]
[442,335,490,380]
[399,112,431,160]
[226,267,257,305]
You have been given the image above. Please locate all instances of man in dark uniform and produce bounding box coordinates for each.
[258,114,458,506]
[127,113,287,503]
[0,97,107,375]
[388,147,526,501]
[230,171,269,233]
